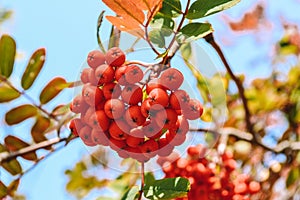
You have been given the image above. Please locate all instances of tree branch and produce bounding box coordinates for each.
[190,128,300,153]
[0,137,76,163]
[203,33,254,135]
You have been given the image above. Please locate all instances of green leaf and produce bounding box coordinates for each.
[144,172,155,185]
[286,168,300,188]
[5,104,37,125]
[178,23,213,42]
[31,116,51,143]
[163,0,182,15]
[0,83,20,103]
[21,48,46,90]
[149,29,165,48]
[0,34,16,78]
[0,181,8,198]
[121,186,139,200]
[7,178,20,196]
[186,0,240,19]
[143,177,190,200]
[39,77,67,104]
[2,158,22,176]
[4,135,38,161]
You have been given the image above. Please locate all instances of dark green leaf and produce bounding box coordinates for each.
[2,158,22,176]
[186,0,240,19]
[0,83,20,103]
[0,181,8,198]
[5,104,37,125]
[4,135,38,161]
[31,116,51,143]
[286,168,300,188]
[144,172,155,185]
[39,77,67,104]
[7,178,20,196]
[149,29,165,48]
[163,0,182,15]
[0,34,16,78]
[143,177,190,200]
[178,23,213,42]
[21,48,46,90]
[121,186,139,200]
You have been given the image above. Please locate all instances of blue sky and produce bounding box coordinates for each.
[1,0,300,199]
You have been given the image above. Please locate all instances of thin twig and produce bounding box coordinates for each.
[203,33,254,135]
[97,10,107,53]
[138,162,145,200]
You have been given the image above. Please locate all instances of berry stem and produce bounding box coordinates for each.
[138,162,145,200]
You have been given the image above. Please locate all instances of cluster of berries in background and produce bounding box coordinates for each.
[157,145,261,200]
[69,47,204,162]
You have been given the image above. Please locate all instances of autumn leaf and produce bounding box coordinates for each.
[103,0,163,38]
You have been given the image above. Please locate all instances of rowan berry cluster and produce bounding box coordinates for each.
[69,47,204,162]
[158,145,261,200]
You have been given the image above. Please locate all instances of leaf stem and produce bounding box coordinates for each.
[0,75,58,121]
[166,0,191,57]
[138,162,145,200]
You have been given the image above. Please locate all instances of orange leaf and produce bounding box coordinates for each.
[106,16,145,38]
[102,0,145,24]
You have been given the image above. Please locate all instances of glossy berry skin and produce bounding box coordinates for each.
[80,68,91,84]
[109,120,129,141]
[79,126,96,146]
[126,135,144,148]
[104,99,125,119]
[125,105,146,127]
[182,98,204,120]
[105,47,126,67]
[142,120,162,138]
[115,65,128,85]
[95,64,115,85]
[91,129,109,146]
[125,65,144,84]
[159,68,184,90]
[69,118,84,136]
[87,50,106,69]
[146,78,166,94]
[95,110,110,132]
[70,95,88,114]
[169,90,190,110]
[140,139,159,158]
[81,84,104,106]
[121,84,143,105]
[155,108,178,129]
[148,88,169,109]
[102,82,121,99]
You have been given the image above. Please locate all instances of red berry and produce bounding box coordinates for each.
[169,90,190,110]
[121,84,143,105]
[70,95,88,114]
[146,78,166,94]
[248,181,260,194]
[148,88,169,109]
[82,84,104,106]
[104,99,125,119]
[95,110,110,132]
[102,82,121,99]
[69,118,84,136]
[109,120,129,140]
[142,120,162,138]
[171,115,189,136]
[125,65,143,84]
[126,135,144,148]
[157,138,174,157]
[87,50,106,69]
[105,47,126,67]
[115,65,128,85]
[182,99,203,120]
[159,68,183,90]
[140,139,159,158]
[109,138,127,151]
[155,108,178,129]
[80,68,91,84]
[95,64,115,85]
[91,129,109,146]
[79,126,96,146]
[125,105,146,127]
